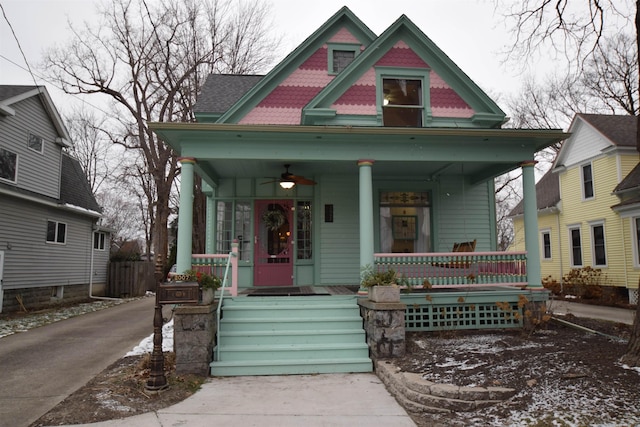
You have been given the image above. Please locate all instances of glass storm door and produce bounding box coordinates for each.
[254,200,293,286]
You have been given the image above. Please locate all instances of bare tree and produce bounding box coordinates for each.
[43,0,279,281]
[499,0,640,365]
[64,107,114,195]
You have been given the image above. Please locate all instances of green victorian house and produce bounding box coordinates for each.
[151,7,567,376]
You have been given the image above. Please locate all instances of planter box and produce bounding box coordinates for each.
[368,286,400,303]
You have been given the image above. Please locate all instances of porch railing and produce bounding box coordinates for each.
[374,251,528,288]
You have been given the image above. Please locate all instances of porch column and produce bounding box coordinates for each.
[176,157,196,275]
[521,160,542,288]
[358,159,375,292]
[205,193,215,254]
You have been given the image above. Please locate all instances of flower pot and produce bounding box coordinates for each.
[201,288,215,305]
[368,285,400,303]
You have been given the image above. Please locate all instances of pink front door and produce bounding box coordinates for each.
[254,200,293,286]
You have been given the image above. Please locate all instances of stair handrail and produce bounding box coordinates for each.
[215,242,238,362]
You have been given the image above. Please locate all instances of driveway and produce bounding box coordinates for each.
[0,297,156,427]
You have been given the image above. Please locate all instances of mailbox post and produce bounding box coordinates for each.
[145,281,199,391]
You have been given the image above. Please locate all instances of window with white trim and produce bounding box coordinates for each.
[94,232,106,250]
[634,217,640,266]
[28,133,44,153]
[0,147,18,182]
[540,230,551,260]
[582,163,594,199]
[590,222,607,266]
[569,226,582,267]
[47,220,67,244]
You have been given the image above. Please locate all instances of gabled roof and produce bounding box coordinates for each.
[614,162,640,193]
[554,114,636,170]
[509,169,560,217]
[0,85,72,147]
[217,6,376,123]
[60,154,102,213]
[303,14,505,127]
[194,74,264,121]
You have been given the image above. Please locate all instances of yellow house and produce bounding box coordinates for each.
[510,114,639,304]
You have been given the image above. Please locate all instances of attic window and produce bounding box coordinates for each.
[328,43,360,75]
[382,78,423,127]
[28,133,44,153]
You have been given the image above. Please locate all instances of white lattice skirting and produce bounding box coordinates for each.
[629,288,639,305]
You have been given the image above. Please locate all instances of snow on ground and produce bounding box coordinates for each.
[0,294,174,355]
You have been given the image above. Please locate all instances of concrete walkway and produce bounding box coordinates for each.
[549,299,636,325]
[52,299,637,427]
[65,373,417,426]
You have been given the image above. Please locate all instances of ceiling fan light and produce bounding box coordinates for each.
[279,180,295,189]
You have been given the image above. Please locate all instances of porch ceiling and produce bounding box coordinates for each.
[150,122,568,186]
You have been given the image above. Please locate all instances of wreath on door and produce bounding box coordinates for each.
[262,209,286,231]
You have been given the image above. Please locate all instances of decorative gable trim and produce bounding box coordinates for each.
[218,7,376,124]
[302,14,505,128]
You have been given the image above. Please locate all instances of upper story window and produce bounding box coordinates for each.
[47,220,67,244]
[94,232,106,250]
[382,78,423,127]
[582,163,594,200]
[328,43,359,75]
[0,147,18,183]
[28,133,44,153]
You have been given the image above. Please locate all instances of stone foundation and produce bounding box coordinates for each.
[1,284,103,313]
[173,303,216,375]
[358,299,406,358]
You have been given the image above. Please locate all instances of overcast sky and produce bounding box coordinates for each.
[0,0,568,115]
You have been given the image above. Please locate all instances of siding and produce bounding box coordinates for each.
[0,195,106,290]
[562,121,610,168]
[0,96,62,198]
[318,175,360,284]
[436,177,492,252]
[558,156,627,288]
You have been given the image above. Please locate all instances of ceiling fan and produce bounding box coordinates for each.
[262,164,317,188]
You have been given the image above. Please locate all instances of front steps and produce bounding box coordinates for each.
[210,295,373,376]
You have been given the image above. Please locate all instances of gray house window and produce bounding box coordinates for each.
[47,220,67,244]
[94,232,106,250]
[28,133,44,153]
[0,148,17,182]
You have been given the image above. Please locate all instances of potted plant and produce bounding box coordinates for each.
[360,265,407,302]
[185,270,221,305]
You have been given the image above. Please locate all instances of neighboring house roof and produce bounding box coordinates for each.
[194,74,264,119]
[614,162,640,193]
[509,169,560,217]
[60,154,102,213]
[0,85,72,147]
[553,113,636,171]
[578,113,637,148]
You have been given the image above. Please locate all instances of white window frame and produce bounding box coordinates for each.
[46,220,67,244]
[0,147,18,183]
[581,162,594,200]
[94,231,106,250]
[633,217,640,267]
[568,225,583,267]
[540,229,552,260]
[589,221,607,267]
[28,133,44,154]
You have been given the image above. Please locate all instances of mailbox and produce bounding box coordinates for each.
[158,282,200,304]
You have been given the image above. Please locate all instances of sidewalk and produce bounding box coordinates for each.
[65,373,417,427]
[549,299,636,325]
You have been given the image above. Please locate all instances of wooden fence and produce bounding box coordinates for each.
[108,261,155,297]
